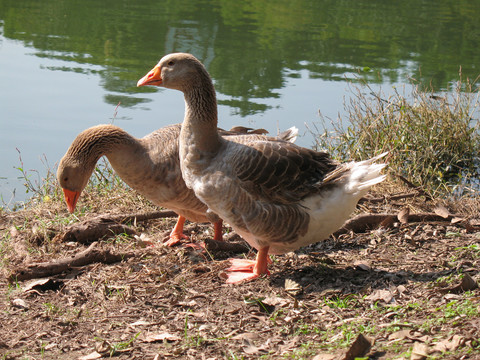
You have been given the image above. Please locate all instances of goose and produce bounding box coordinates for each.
[57,123,298,246]
[137,53,387,283]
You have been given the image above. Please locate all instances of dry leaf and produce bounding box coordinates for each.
[284,279,302,295]
[144,332,181,343]
[432,335,464,353]
[77,351,103,360]
[354,261,371,271]
[442,273,478,294]
[231,332,261,341]
[389,329,412,341]
[11,298,28,310]
[434,204,450,218]
[242,339,269,355]
[262,296,289,307]
[23,278,62,292]
[397,208,410,224]
[312,354,337,360]
[410,342,429,360]
[366,289,394,304]
[451,216,464,224]
[343,333,371,360]
[129,320,151,327]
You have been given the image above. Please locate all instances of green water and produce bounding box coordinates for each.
[1,0,479,202]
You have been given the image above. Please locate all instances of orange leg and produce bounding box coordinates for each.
[226,246,270,283]
[182,219,225,250]
[213,219,223,241]
[164,216,190,246]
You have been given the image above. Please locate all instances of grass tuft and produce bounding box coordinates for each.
[312,72,480,197]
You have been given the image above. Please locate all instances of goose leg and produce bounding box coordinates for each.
[182,219,225,250]
[226,246,270,283]
[213,219,223,241]
[164,215,190,246]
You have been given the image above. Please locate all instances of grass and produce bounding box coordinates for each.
[312,72,480,197]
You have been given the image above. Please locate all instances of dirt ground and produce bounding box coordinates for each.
[1,190,480,360]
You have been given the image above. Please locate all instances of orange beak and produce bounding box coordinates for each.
[62,188,81,213]
[137,65,162,87]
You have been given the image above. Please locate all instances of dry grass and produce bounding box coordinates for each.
[312,73,480,198]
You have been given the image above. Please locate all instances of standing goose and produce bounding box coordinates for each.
[57,123,297,246]
[137,53,386,282]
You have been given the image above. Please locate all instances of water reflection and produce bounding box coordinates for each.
[2,0,480,111]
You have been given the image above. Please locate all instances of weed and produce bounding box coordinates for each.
[43,302,63,318]
[110,332,140,355]
[312,73,480,197]
[324,294,357,309]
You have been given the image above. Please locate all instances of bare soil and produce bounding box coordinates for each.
[1,190,480,360]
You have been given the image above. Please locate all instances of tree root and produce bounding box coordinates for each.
[54,210,177,244]
[332,211,477,237]
[8,242,135,282]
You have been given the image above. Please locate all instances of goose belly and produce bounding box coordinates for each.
[268,187,363,255]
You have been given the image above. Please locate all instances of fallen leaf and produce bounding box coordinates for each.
[23,278,63,293]
[129,320,151,327]
[434,204,450,218]
[343,333,371,360]
[242,339,269,355]
[144,332,181,343]
[263,295,289,307]
[77,351,103,360]
[231,332,261,341]
[410,342,429,360]
[451,216,464,224]
[354,261,371,271]
[284,279,302,296]
[388,329,412,341]
[11,298,28,310]
[312,354,337,360]
[441,273,478,294]
[366,289,394,304]
[432,335,464,353]
[398,208,410,224]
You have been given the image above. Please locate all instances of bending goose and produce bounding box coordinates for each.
[57,123,298,246]
[137,53,387,283]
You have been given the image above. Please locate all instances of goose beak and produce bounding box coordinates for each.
[62,188,80,213]
[137,65,162,87]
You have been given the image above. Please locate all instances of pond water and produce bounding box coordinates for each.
[1,0,480,205]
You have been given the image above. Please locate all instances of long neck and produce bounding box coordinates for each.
[71,126,158,185]
[180,73,222,156]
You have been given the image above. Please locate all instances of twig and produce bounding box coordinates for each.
[332,212,464,237]
[8,242,135,282]
[54,210,178,244]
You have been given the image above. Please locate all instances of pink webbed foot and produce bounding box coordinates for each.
[226,270,263,283]
[163,215,189,247]
[164,233,190,247]
[225,247,271,284]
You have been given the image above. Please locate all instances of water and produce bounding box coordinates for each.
[1,0,480,205]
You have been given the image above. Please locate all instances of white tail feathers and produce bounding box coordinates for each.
[279,126,299,143]
[345,152,388,194]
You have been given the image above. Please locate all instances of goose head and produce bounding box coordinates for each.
[137,53,210,91]
[57,126,109,213]
[57,156,94,213]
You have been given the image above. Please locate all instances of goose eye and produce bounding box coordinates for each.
[63,177,68,182]
[167,60,174,66]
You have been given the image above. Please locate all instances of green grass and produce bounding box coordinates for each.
[312,73,480,197]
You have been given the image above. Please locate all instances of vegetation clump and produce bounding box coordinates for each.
[314,74,480,197]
